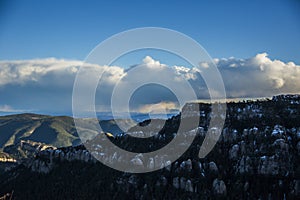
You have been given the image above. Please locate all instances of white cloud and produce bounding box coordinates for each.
[0,53,299,114]
[0,105,26,113]
[138,102,179,114]
[199,62,209,69]
[174,65,199,80]
[0,105,13,112]
[0,58,83,86]
[142,56,165,68]
[212,53,300,97]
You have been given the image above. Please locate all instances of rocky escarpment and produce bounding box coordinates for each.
[0,152,16,163]
[0,95,300,199]
[0,151,17,174]
[0,140,56,173]
[0,152,17,173]
[3,140,56,160]
[8,121,298,199]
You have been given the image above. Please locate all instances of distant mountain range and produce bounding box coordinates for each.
[0,111,179,150]
[0,113,136,152]
[0,113,93,149]
[96,111,179,121]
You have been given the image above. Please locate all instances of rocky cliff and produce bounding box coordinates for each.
[0,95,299,199]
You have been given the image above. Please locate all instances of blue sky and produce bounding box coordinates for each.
[0,0,300,115]
[0,0,300,63]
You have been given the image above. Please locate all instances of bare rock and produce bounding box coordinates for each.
[212,178,227,196]
[208,161,218,173]
[229,144,240,159]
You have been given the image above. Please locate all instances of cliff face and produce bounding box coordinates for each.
[0,152,17,174]
[0,95,300,199]
[0,152,16,163]
[16,123,299,199]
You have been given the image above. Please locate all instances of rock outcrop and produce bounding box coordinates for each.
[1,95,300,199]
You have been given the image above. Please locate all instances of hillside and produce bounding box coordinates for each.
[0,113,135,159]
[0,95,299,199]
[0,113,97,149]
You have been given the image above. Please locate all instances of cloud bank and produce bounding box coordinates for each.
[0,53,299,114]
[213,53,300,97]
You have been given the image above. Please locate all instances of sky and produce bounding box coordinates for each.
[1,0,300,62]
[0,0,300,115]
